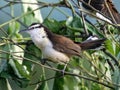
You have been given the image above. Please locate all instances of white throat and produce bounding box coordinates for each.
[27,27,53,49]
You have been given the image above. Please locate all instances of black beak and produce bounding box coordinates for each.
[19,29,28,33]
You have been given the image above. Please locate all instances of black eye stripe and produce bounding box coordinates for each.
[29,25,42,30]
[36,25,42,28]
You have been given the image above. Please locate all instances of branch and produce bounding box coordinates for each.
[102,48,120,68]
[0,50,119,89]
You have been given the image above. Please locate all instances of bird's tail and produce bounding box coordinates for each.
[76,38,106,50]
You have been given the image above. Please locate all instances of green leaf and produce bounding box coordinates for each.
[112,69,120,90]
[7,21,21,38]
[43,18,65,34]
[105,40,115,55]
[66,16,84,32]
[13,77,30,88]
[8,59,30,87]
[0,59,7,73]
[86,23,104,38]
[0,78,12,90]
[91,83,101,90]
[0,45,10,76]
[13,59,30,79]
[23,8,39,25]
[53,65,81,90]
[22,0,43,24]
[66,15,104,38]
[36,74,49,90]
[23,42,42,72]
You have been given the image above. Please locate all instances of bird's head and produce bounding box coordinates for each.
[19,23,48,38]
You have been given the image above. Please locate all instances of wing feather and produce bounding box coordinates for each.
[50,34,81,57]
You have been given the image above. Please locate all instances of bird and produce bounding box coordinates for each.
[80,0,120,24]
[19,23,106,71]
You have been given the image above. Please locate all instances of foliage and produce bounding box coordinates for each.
[0,0,120,90]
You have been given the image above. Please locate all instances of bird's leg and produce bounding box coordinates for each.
[41,58,53,68]
[61,62,68,76]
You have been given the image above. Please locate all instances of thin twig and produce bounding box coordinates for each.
[102,49,120,68]
[77,0,89,35]
[0,50,119,89]
[0,28,8,37]
[5,0,66,7]
[104,0,117,24]
[1,10,28,28]
[29,74,63,85]
[106,59,115,72]
[78,0,119,27]
[83,52,113,82]
[0,3,11,10]
[0,1,67,28]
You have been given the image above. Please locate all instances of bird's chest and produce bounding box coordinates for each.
[31,36,69,64]
[42,47,70,64]
[31,35,47,49]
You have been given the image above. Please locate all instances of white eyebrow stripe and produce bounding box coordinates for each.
[29,24,40,29]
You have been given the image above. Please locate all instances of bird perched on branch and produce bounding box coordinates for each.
[19,23,106,71]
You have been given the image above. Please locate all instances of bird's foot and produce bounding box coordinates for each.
[41,58,53,68]
[41,58,47,65]
[60,63,68,76]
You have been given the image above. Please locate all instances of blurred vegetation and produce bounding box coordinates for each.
[0,0,120,90]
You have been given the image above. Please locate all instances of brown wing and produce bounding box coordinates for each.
[50,34,81,57]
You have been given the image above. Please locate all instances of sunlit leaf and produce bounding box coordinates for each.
[23,42,42,72]
[53,65,81,90]
[36,74,49,90]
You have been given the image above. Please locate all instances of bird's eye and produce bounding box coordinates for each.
[42,36,45,38]
[31,27,35,29]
